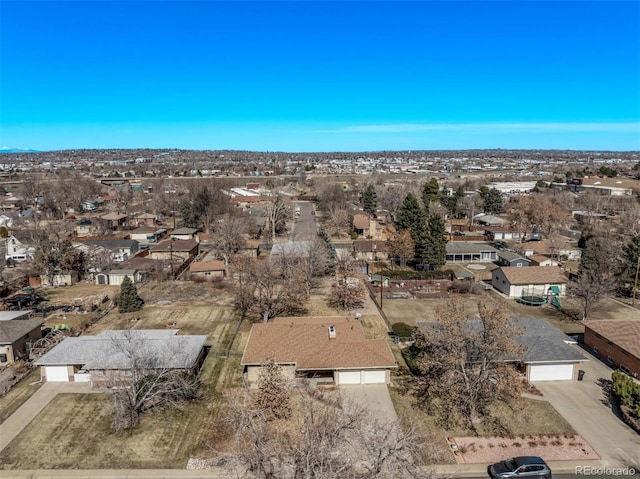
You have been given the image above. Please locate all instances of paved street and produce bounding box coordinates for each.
[291,201,317,240]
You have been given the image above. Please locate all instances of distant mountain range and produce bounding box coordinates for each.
[0,148,41,154]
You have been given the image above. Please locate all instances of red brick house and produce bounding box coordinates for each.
[583,320,640,378]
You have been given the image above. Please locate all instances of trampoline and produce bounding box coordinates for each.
[518,295,547,306]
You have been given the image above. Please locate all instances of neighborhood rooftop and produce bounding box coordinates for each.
[241,317,396,370]
[34,330,207,370]
[0,319,44,343]
[499,266,567,285]
[582,320,640,359]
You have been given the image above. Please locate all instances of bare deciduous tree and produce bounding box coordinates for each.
[214,213,251,264]
[219,381,439,478]
[411,301,525,430]
[106,330,201,430]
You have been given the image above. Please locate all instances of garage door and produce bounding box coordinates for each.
[363,370,386,384]
[45,366,70,382]
[338,371,362,385]
[529,364,574,381]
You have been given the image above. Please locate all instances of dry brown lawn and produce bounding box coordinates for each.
[0,369,43,425]
[389,385,576,466]
[0,280,248,470]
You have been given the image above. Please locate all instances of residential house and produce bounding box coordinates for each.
[128,226,164,244]
[95,269,147,285]
[583,320,640,378]
[33,329,207,386]
[82,239,139,263]
[0,319,44,364]
[516,239,581,261]
[484,225,521,242]
[189,260,226,281]
[170,227,199,241]
[100,212,128,230]
[4,234,35,262]
[445,242,499,262]
[0,311,32,321]
[148,240,199,277]
[527,254,559,267]
[352,240,390,261]
[496,251,531,267]
[135,213,158,227]
[417,317,587,381]
[492,266,567,298]
[352,213,384,239]
[241,317,397,386]
[74,219,102,238]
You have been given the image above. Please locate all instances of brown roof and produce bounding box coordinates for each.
[583,320,640,358]
[500,266,567,285]
[527,254,556,265]
[190,260,225,272]
[353,213,371,230]
[352,240,390,253]
[241,317,396,370]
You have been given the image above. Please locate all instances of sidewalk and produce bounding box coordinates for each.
[0,461,614,479]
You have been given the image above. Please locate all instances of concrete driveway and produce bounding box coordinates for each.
[339,384,398,422]
[532,345,640,468]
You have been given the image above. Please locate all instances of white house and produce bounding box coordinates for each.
[492,266,567,298]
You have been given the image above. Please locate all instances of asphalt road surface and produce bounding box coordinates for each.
[291,200,317,240]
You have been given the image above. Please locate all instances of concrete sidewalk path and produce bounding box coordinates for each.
[0,382,93,452]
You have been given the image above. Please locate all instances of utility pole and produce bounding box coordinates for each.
[632,256,640,306]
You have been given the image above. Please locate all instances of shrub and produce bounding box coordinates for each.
[391,322,415,338]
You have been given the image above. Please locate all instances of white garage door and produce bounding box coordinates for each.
[338,371,362,385]
[45,366,70,382]
[363,370,386,384]
[529,364,574,381]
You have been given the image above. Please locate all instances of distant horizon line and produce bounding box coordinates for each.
[2,147,639,155]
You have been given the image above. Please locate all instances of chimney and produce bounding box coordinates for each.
[328,325,336,339]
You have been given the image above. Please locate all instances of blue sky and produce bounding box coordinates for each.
[1,1,639,152]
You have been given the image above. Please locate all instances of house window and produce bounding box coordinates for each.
[593,346,599,354]
[620,365,630,375]
[516,263,522,267]
[205,272,211,276]
[607,356,614,365]
[0,354,7,363]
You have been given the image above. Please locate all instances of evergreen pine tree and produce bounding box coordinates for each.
[118,276,144,313]
[421,178,440,212]
[481,188,503,214]
[395,193,428,264]
[362,184,377,216]
[422,213,447,267]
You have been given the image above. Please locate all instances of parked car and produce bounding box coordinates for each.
[488,456,551,479]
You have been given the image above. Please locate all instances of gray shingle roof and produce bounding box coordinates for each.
[34,330,207,370]
[0,319,43,344]
[417,317,586,364]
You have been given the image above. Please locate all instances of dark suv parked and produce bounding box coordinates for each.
[488,456,552,479]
